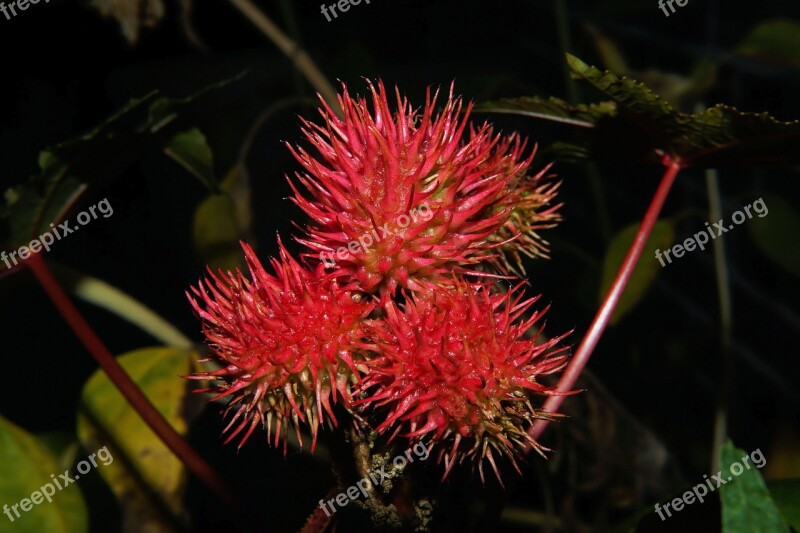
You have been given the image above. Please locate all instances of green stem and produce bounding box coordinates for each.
[554,0,578,104]
[706,168,733,472]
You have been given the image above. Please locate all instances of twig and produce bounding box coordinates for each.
[238,96,314,164]
[227,0,342,116]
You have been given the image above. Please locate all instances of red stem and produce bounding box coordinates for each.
[25,254,249,520]
[528,157,682,443]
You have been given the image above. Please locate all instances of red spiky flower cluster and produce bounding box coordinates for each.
[288,81,561,293]
[360,281,570,482]
[188,81,570,483]
[187,241,373,451]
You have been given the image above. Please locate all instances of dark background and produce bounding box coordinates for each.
[1,0,799,531]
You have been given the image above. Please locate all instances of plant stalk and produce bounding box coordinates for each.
[227,0,341,116]
[26,254,254,527]
[529,157,682,443]
[705,168,733,472]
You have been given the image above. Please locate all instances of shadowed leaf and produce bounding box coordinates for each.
[1,76,241,253]
[600,220,674,324]
[0,415,88,533]
[767,480,800,530]
[474,95,616,128]
[746,194,800,276]
[479,55,800,168]
[719,441,789,532]
[566,54,800,168]
[737,19,800,68]
[164,128,218,193]
[193,164,252,270]
[77,347,195,532]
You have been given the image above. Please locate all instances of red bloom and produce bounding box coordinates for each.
[358,282,571,483]
[187,240,373,452]
[484,159,563,274]
[287,80,560,294]
[187,80,574,487]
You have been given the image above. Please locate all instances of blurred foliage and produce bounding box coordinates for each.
[193,165,252,271]
[77,347,195,532]
[737,19,800,68]
[0,415,89,532]
[480,54,800,168]
[719,442,788,532]
[599,219,675,324]
[0,78,240,252]
[767,479,800,530]
[746,193,800,276]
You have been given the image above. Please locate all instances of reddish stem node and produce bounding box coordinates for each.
[528,157,683,444]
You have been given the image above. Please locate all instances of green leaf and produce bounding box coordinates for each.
[164,128,219,193]
[719,441,789,532]
[599,220,675,324]
[36,432,81,472]
[193,164,252,270]
[585,23,630,75]
[0,415,88,532]
[1,74,244,252]
[737,19,800,68]
[565,53,800,168]
[73,275,194,349]
[545,141,595,163]
[767,479,800,530]
[746,194,800,276]
[52,264,194,349]
[635,69,698,109]
[474,95,619,164]
[77,347,194,530]
[474,95,617,128]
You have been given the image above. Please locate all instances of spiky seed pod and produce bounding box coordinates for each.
[187,240,374,452]
[482,156,563,274]
[359,281,571,483]
[287,80,560,295]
